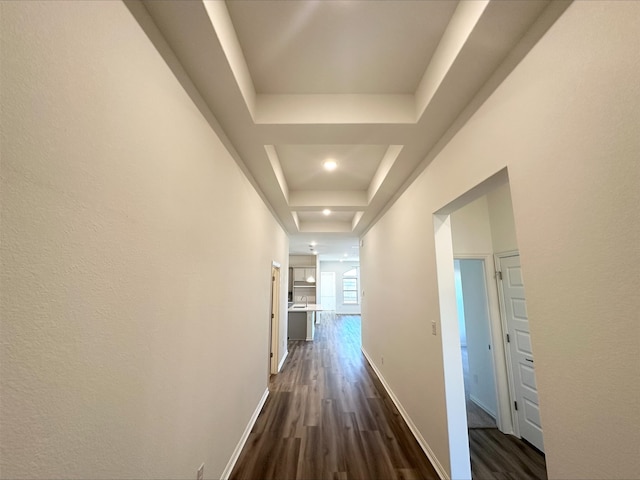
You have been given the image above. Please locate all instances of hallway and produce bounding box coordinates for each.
[231,315,548,480]
[230,315,440,479]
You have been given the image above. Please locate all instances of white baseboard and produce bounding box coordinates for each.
[278,349,288,372]
[469,394,497,420]
[220,388,269,480]
[361,348,449,480]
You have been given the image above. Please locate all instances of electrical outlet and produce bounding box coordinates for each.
[431,321,437,336]
[197,463,204,480]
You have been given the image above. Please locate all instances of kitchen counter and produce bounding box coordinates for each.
[287,303,324,312]
[287,304,323,341]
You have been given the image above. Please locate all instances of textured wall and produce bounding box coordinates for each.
[486,183,518,254]
[0,2,288,478]
[451,196,494,255]
[361,2,640,478]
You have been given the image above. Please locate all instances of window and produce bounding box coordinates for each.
[342,268,359,304]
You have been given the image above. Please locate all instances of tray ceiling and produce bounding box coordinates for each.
[135,0,564,259]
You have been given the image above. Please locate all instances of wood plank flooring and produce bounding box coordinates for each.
[469,429,547,480]
[230,315,547,480]
[230,315,440,480]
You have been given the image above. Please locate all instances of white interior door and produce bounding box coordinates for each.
[499,254,544,452]
[320,272,336,310]
[270,265,280,375]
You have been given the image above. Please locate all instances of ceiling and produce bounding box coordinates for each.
[135,0,560,261]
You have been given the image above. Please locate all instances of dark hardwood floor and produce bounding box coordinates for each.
[230,315,439,480]
[469,429,547,480]
[461,341,546,478]
[230,315,547,480]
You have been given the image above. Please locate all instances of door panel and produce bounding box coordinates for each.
[515,330,532,354]
[519,363,537,391]
[320,272,336,310]
[500,254,544,452]
[270,266,280,375]
[524,399,542,429]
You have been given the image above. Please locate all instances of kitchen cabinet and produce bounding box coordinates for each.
[292,267,316,303]
[287,304,324,341]
[293,268,305,282]
[293,267,315,283]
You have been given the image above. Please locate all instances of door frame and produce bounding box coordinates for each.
[269,261,281,376]
[455,254,513,434]
[494,250,522,438]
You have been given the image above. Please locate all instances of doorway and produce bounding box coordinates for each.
[269,262,281,376]
[455,258,498,429]
[433,171,546,477]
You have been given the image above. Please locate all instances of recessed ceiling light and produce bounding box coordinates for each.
[323,159,337,171]
[312,251,318,256]
[322,209,331,216]
[310,241,317,246]
[344,253,348,257]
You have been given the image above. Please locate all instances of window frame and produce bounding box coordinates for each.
[342,268,359,305]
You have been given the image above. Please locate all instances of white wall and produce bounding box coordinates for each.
[451,196,493,255]
[459,259,497,418]
[319,262,361,315]
[486,183,518,253]
[288,254,316,267]
[453,263,466,347]
[361,2,640,479]
[451,185,518,257]
[0,2,289,479]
